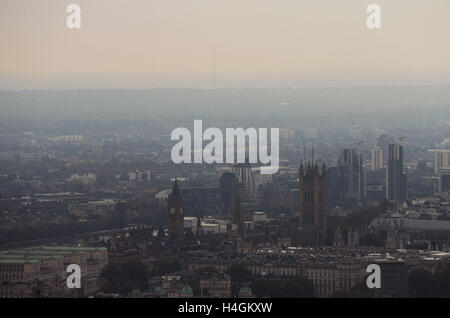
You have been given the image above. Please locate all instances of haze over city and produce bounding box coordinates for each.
[1,0,450,304]
[1,0,450,89]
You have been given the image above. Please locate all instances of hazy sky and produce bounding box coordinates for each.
[1,0,450,89]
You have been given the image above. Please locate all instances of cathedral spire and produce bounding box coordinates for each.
[314,161,319,174]
[321,160,327,176]
[299,161,304,179]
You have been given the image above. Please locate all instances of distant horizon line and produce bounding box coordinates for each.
[2,83,450,92]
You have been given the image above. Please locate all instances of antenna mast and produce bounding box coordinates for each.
[211,50,217,89]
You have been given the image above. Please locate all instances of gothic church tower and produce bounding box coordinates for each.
[168,179,184,238]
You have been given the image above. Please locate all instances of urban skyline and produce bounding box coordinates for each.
[1,0,450,304]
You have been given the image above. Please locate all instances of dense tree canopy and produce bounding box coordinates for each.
[100,260,149,295]
[408,265,450,298]
[250,277,315,298]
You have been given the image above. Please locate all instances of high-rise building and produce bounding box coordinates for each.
[338,148,366,203]
[439,168,450,194]
[366,168,386,204]
[298,160,327,246]
[386,144,407,205]
[232,188,244,234]
[232,163,255,199]
[168,179,184,238]
[326,166,340,205]
[219,172,237,216]
[370,147,383,170]
[429,149,450,175]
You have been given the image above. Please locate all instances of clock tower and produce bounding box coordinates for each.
[168,179,184,238]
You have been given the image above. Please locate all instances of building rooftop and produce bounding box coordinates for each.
[41,246,107,251]
[0,254,64,260]
[0,259,40,264]
[155,189,171,199]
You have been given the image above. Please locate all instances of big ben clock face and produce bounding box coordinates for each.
[170,208,176,215]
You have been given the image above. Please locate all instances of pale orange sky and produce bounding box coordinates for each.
[1,0,450,89]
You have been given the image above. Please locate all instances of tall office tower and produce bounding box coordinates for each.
[232,162,255,199]
[326,166,340,205]
[439,168,450,194]
[298,160,327,246]
[386,144,407,205]
[231,188,244,234]
[219,172,238,216]
[167,179,184,238]
[338,148,366,203]
[377,134,395,162]
[370,147,383,170]
[430,150,450,175]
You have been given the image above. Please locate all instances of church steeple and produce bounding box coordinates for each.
[321,160,327,176]
[313,161,319,175]
[299,161,304,179]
